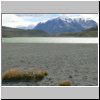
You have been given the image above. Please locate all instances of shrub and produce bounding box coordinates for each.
[2,68,26,81]
[2,68,48,81]
[59,80,72,86]
[29,69,48,81]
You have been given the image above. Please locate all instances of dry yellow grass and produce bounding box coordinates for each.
[59,80,72,86]
[2,68,26,81]
[2,68,48,81]
[29,68,48,80]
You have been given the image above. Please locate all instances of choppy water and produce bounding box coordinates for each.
[2,37,98,43]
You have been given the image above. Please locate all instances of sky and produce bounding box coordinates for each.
[2,14,98,28]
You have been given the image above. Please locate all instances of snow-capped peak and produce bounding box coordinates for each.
[58,15,93,22]
[34,15,97,34]
[56,16,73,23]
[58,16,69,20]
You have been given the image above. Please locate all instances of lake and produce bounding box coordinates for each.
[2,37,98,43]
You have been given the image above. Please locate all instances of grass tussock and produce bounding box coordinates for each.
[2,68,33,81]
[59,80,72,86]
[29,69,48,80]
[2,68,48,81]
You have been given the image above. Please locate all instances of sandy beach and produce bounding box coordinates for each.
[1,43,98,86]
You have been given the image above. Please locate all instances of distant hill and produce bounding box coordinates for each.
[17,24,35,30]
[58,27,98,37]
[2,26,49,37]
[78,27,98,37]
[2,26,98,37]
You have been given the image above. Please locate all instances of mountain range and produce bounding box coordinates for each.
[17,24,35,30]
[2,16,98,37]
[34,16,97,35]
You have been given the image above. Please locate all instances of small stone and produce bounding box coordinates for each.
[69,75,72,78]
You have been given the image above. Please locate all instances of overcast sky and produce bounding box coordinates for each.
[2,14,98,28]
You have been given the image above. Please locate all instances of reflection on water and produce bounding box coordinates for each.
[2,37,98,43]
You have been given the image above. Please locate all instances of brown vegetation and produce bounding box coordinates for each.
[59,80,72,86]
[2,68,48,81]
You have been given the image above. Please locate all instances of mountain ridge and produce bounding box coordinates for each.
[34,17,97,35]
